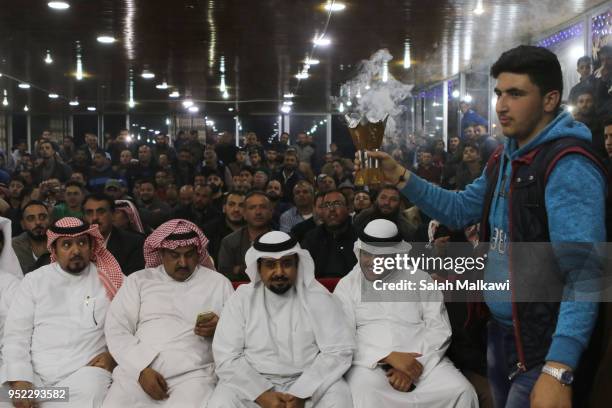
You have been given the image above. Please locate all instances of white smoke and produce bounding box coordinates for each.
[335,49,413,140]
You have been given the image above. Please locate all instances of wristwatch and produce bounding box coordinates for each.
[541,365,574,386]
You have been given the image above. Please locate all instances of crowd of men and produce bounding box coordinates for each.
[0,43,609,407]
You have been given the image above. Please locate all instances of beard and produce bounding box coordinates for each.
[27,228,47,241]
[63,256,88,274]
[267,192,281,202]
[267,277,292,294]
[209,183,221,193]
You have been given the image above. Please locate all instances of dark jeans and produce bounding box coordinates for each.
[487,320,543,408]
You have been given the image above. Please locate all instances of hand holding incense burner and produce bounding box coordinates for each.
[346,114,388,187]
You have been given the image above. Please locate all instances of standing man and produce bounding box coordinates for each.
[83,193,145,276]
[209,231,354,408]
[12,201,50,273]
[2,217,123,408]
[103,219,232,408]
[367,45,607,408]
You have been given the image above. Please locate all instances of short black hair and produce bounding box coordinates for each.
[39,140,55,151]
[82,193,115,212]
[377,185,400,198]
[138,178,157,188]
[9,175,26,186]
[323,189,347,205]
[491,45,563,110]
[223,190,246,205]
[603,116,612,128]
[577,56,592,66]
[22,200,48,217]
[65,180,85,191]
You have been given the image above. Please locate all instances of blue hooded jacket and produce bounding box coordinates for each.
[402,111,606,369]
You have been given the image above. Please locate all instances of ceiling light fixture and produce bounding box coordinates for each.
[128,99,135,108]
[313,35,331,47]
[69,99,79,106]
[280,105,291,114]
[283,93,295,98]
[96,35,116,44]
[48,1,70,10]
[48,93,59,99]
[87,106,96,111]
[188,106,199,113]
[323,2,346,12]
[403,40,411,69]
[182,99,194,108]
[222,90,229,99]
[304,58,320,65]
[141,69,155,79]
[44,50,53,64]
[2,90,8,107]
[169,91,180,98]
[18,83,31,89]
[76,44,83,80]
[228,107,234,112]
[295,71,309,80]
[23,105,29,112]
[156,82,169,90]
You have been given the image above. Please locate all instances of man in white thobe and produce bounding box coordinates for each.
[102,219,233,408]
[334,219,478,408]
[208,231,354,408]
[1,217,124,408]
[0,216,23,369]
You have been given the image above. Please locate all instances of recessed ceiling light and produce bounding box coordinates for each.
[141,70,155,79]
[283,93,295,98]
[295,72,309,79]
[18,83,31,89]
[169,91,180,98]
[281,105,292,114]
[304,58,320,65]
[48,93,59,99]
[69,100,79,106]
[23,105,29,112]
[182,100,194,108]
[188,106,199,113]
[44,50,53,64]
[96,36,116,44]
[128,99,136,108]
[283,101,294,106]
[156,82,169,90]
[48,1,70,10]
[87,106,96,111]
[228,107,234,112]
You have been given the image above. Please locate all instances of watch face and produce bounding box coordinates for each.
[560,371,574,385]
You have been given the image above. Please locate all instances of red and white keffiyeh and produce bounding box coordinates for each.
[143,219,215,270]
[115,200,145,234]
[47,217,124,300]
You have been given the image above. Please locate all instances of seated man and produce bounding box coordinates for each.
[209,231,354,408]
[1,217,124,408]
[334,219,478,408]
[103,219,232,408]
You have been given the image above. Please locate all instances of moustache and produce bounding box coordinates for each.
[69,255,84,262]
[271,276,289,282]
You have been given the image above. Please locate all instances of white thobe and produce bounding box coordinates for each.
[0,272,19,367]
[1,263,112,408]
[208,285,353,408]
[102,265,233,408]
[334,268,478,408]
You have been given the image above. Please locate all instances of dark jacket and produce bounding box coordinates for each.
[301,220,358,278]
[290,218,317,243]
[202,217,244,265]
[106,227,145,276]
[12,232,49,273]
[32,159,72,184]
[173,204,222,231]
[273,168,305,202]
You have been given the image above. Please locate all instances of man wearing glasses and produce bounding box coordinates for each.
[301,190,358,278]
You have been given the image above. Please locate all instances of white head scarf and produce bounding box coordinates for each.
[244,231,355,353]
[354,218,412,259]
[0,217,23,278]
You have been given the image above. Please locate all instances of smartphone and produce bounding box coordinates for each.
[196,311,216,325]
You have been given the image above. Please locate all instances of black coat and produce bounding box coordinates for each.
[106,227,145,276]
[301,220,358,278]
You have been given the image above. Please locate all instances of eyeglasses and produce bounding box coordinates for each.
[323,201,346,209]
[260,258,296,269]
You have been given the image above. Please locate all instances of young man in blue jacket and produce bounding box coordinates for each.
[367,45,607,408]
